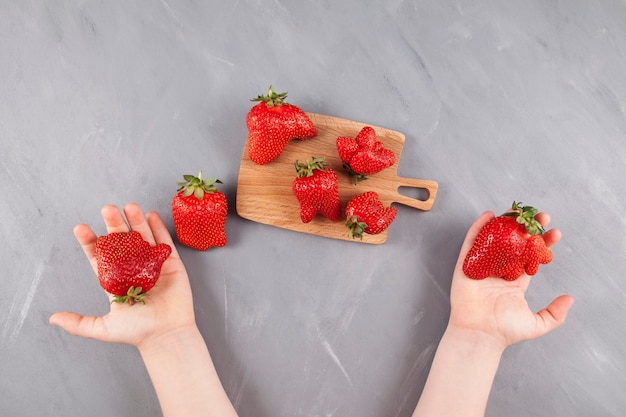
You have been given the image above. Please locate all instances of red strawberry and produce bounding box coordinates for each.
[292,157,342,223]
[336,126,395,182]
[172,172,228,250]
[94,231,172,304]
[345,191,397,239]
[462,202,554,281]
[247,86,317,165]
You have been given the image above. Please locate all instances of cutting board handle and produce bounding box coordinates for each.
[391,177,438,211]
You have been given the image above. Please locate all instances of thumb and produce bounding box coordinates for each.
[533,295,575,338]
[49,312,107,340]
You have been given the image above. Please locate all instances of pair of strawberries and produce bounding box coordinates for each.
[246,86,395,179]
[292,156,397,239]
[93,172,229,304]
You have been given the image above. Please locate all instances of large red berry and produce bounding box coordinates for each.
[336,126,395,181]
[345,191,397,239]
[292,157,342,223]
[94,231,171,304]
[462,202,553,281]
[247,86,317,165]
[172,172,228,250]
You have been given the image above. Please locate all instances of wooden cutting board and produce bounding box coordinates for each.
[236,113,438,244]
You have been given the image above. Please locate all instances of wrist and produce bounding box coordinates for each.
[136,323,203,357]
[442,325,507,357]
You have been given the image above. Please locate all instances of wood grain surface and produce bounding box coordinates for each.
[236,113,438,244]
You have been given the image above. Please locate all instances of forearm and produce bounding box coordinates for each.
[138,325,238,417]
[412,327,504,417]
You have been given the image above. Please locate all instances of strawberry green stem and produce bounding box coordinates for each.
[176,171,223,200]
[503,201,546,235]
[112,286,148,305]
[250,85,288,108]
[345,216,367,240]
[294,157,327,178]
[342,163,368,183]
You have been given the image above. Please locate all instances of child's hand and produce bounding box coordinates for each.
[448,210,574,350]
[49,203,195,349]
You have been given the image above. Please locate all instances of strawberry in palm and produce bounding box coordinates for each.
[345,191,397,239]
[292,157,342,223]
[247,85,317,165]
[94,231,172,304]
[336,126,395,182]
[172,172,228,250]
[462,202,553,281]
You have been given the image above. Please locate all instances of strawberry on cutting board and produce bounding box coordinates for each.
[336,126,395,182]
[345,191,397,239]
[292,157,342,223]
[247,85,317,165]
[94,231,171,304]
[172,172,228,250]
[462,202,553,281]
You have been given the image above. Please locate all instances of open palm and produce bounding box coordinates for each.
[50,203,196,348]
[448,210,574,350]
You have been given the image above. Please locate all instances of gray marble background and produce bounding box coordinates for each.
[1,1,625,416]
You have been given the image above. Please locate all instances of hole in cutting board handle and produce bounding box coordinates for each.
[398,186,430,202]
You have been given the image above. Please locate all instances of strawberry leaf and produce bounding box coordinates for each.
[112,286,148,305]
[177,171,221,199]
[504,201,546,235]
[345,215,367,240]
[294,157,327,178]
[250,85,288,108]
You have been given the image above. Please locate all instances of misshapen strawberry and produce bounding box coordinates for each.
[94,231,171,304]
[345,191,397,239]
[336,126,395,182]
[172,172,228,250]
[247,86,317,165]
[462,202,553,281]
[292,157,342,223]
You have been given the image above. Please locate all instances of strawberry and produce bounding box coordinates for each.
[94,231,171,304]
[172,172,228,250]
[247,85,317,165]
[336,126,395,182]
[292,157,342,223]
[345,191,397,239]
[462,202,554,281]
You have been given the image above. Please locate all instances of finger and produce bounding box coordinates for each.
[532,294,575,339]
[533,211,562,247]
[542,228,561,248]
[535,212,551,228]
[74,224,99,273]
[123,203,156,245]
[146,210,180,258]
[102,205,130,234]
[49,312,111,342]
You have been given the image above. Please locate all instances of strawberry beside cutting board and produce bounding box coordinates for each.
[246,86,317,165]
[172,172,228,250]
[94,231,172,304]
[462,202,554,281]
